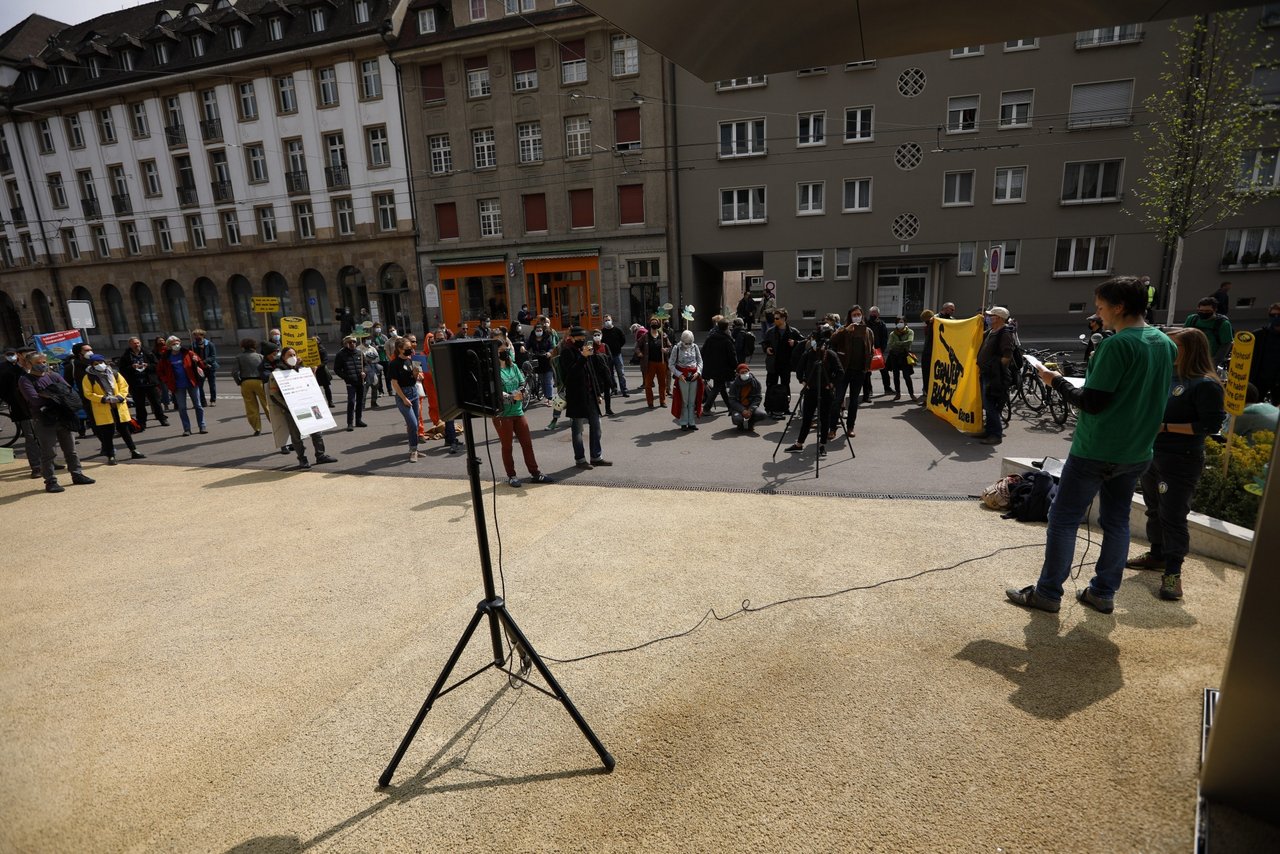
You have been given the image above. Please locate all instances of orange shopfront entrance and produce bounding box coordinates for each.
[523,255,601,333]
[437,261,511,336]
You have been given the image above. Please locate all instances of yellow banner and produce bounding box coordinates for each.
[303,337,321,369]
[280,316,308,352]
[926,315,985,434]
[1224,331,1255,417]
[251,296,280,314]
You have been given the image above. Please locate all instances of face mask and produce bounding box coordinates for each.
[809,339,818,350]
[91,363,108,373]
[82,352,93,360]
[869,315,879,322]
[535,329,544,337]
[30,363,48,374]
[1271,315,1280,328]
[896,323,906,330]
[271,335,281,343]
[850,315,863,324]
[285,356,298,367]
[604,321,613,329]
[1198,311,1213,318]
[405,349,415,357]
[499,350,511,362]
[821,324,832,334]
[738,372,751,381]
[373,328,381,334]
[593,335,602,343]
[170,344,181,352]
[4,355,15,363]
[649,326,659,332]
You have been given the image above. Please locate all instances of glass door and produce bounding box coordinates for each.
[875,264,930,321]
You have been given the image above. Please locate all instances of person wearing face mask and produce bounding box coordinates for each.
[156,335,207,436]
[190,329,218,407]
[727,363,763,432]
[638,317,673,409]
[827,308,874,439]
[494,344,553,487]
[81,354,144,465]
[862,307,891,402]
[701,318,738,415]
[731,317,756,365]
[369,324,392,396]
[600,315,629,398]
[1248,302,1280,404]
[1183,297,1234,366]
[150,337,174,411]
[231,338,271,436]
[261,329,283,355]
[472,315,492,339]
[333,335,369,431]
[18,352,95,493]
[589,329,619,416]
[62,342,95,439]
[886,316,917,402]
[385,339,424,462]
[785,329,843,457]
[560,326,611,468]
[1,347,43,477]
[265,346,336,469]
[526,318,556,403]
[669,329,705,430]
[117,337,168,430]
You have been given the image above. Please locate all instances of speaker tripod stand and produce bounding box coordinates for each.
[378,413,615,786]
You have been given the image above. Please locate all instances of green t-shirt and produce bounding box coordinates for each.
[1073,324,1176,464]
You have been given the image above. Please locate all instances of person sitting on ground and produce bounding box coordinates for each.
[82,354,144,465]
[727,363,763,432]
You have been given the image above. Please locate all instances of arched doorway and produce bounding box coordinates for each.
[376,262,412,334]
[31,289,54,333]
[195,277,223,329]
[163,280,190,332]
[229,275,253,329]
[133,282,159,332]
[300,268,330,327]
[0,291,22,349]
[102,284,127,337]
[264,271,292,326]
[338,266,368,313]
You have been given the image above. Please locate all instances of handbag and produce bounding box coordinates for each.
[907,352,918,367]
[869,348,885,372]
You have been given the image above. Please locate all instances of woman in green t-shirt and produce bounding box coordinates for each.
[494,342,553,488]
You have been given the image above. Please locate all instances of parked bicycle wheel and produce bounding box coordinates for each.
[1019,369,1047,411]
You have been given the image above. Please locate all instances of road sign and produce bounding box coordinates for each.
[251,296,281,313]
[67,299,96,329]
[987,246,1001,291]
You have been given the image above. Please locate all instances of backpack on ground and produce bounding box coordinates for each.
[1002,470,1058,522]
[981,474,1022,510]
[764,384,790,416]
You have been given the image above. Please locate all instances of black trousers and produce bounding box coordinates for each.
[707,377,732,410]
[795,387,833,445]
[94,415,137,458]
[1139,449,1205,574]
[129,383,167,428]
[345,382,365,426]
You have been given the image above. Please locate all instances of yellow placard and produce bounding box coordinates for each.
[926,315,986,434]
[1224,331,1255,417]
[251,296,281,314]
[303,337,321,369]
[280,316,308,351]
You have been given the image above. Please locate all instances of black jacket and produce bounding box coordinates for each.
[601,325,627,359]
[763,324,802,371]
[0,361,30,418]
[560,344,602,418]
[333,346,366,385]
[701,330,738,381]
[866,318,890,351]
[796,346,844,390]
[733,328,756,363]
[117,348,159,388]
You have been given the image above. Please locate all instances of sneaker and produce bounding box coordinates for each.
[315,454,336,464]
[409,450,419,462]
[107,457,118,466]
[978,436,1003,445]
[252,430,261,436]
[356,421,368,428]
[30,470,40,479]
[529,473,553,484]
[346,425,354,432]
[507,477,523,488]
[182,430,191,437]
[198,427,208,434]
[1159,574,1184,601]
[591,458,613,466]
[689,425,699,431]
[1005,585,1061,613]
[1076,587,1115,614]
[575,460,593,469]
[1126,551,1166,571]
[785,443,803,453]
[297,458,311,470]
[131,452,146,459]
[46,483,65,493]
[70,473,96,485]
[817,446,827,458]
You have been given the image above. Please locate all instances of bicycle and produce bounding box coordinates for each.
[520,360,546,406]
[1041,352,1082,426]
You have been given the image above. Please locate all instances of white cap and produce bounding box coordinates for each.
[985,306,1010,320]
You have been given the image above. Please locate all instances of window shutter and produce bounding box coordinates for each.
[618,184,644,224]
[560,39,586,62]
[614,108,641,148]
[1069,80,1132,126]
[569,188,594,229]
[950,95,978,111]
[522,193,547,232]
[511,47,536,73]
[1001,89,1030,106]
[420,63,445,102]
[463,56,487,72]
[435,202,458,239]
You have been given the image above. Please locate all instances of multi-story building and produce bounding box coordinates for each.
[671,13,1280,328]
[0,0,418,352]
[392,0,671,334]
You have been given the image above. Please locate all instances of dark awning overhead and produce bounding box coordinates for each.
[577,0,1248,80]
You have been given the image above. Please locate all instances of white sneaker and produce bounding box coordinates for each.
[409,450,419,462]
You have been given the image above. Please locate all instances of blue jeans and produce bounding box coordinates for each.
[571,410,602,462]
[610,353,628,394]
[172,386,205,431]
[395,393,421,450]
[1034,454,1149,602]
[540,370,555,402]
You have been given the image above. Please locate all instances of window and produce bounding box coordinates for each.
[1239,147,1280,190]
[317,67,339,107]
[1221,227,1280,267]
[130,103,150,139]
[1004,38,1038,51]
[475,197,501,236]
[94,226,110,258]
[618,184,645,225]
[472,128,496,169]
[947,95,978,133]
[797,181,825,214]
[844,106,873,142]
[361,59,383,99]
[1061,159,1123,203]
[611,34,639,76]
[256,206,277,242]
[1068,80,1134,129]
[309,7,327,33]
[334,198,355,236]
[65,115,84,149]
[419,63,444,102]
[417,8,436,33]
[38,120,54,154]
[994,166,1026,202]
[285,139,306,189]
[0,238,12,267]
[238,82,259,120]
[465,57,491,99]
[470,0,488,22]
[523,193,548,232]
[797,111,825,146]
[54,65,69,85]
[504,0,535,13]
[835,248,852,279]
[957,242,976,275]
[124,221,141,255]
[569,188,594,229]
[565,117,591,158]
[150,218,171,252]
[62,228,80,260]
[429,134,452,174]
[990,240,1020,273]
[228,25,244,49]
[999,90,1033,128]
[293,202,315,239]
[276,75,298,114]
[376,193,397,231]
[943,170,975,206]
[324,132,347,173]
[435,202,459,240]
[719,118,766,157]
[796,250,823,281]
[97,109,117,145]
[561,40,587,84]
[842,177,871,212]
[155,41,169,64]
[1076,25,1142,48]
[222,211,241,246]
[720,186,766,224]
[122,50,137,71]
[246,144,268,183]
[1253,67,1280,105]
[951,46,984,57]
[48,174,67,208]
[366,126,390,167]
[511,47,538,91]
[187,215,206,250]
[516,122,543,164]
[1054,235,1113,275]
[715,76,767,90]
[356,0,372,24]
[614,108,641,152]
[141,160,161,196]
[190,34,207,57]
[268,16,284,40]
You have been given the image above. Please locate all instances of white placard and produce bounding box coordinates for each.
[272,368,337,438]
[1022,353,1047,374]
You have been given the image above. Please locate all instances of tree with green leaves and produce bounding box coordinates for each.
[1130,9,1276,325]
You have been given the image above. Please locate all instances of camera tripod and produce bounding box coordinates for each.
[378,413,615,786]
[771,345,855,479]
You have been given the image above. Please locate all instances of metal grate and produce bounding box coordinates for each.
[893,142,923,171]
[897,67,927,97]
[892,212,920,241]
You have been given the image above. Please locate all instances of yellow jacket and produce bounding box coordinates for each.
[82,370,133,425]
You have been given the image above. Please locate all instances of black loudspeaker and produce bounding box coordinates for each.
[431,338,503,419]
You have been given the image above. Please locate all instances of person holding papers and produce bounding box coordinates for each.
[265,346,336,471]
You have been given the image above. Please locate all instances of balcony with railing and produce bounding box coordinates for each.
[324,165,350,189]
[285,170,310,195]
[177,185,199,207]
[211,180,234,204]
[200,118,223,142]
[112,193,132,215]
[165,123,187,148]
[80,197,100,219]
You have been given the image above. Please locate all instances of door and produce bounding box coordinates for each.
[875,264,930,321]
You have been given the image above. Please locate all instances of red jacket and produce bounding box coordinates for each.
[156,348,206,392]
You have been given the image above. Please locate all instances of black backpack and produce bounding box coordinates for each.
[1002,470,1058,523]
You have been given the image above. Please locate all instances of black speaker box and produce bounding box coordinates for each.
[431,338,503,419]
